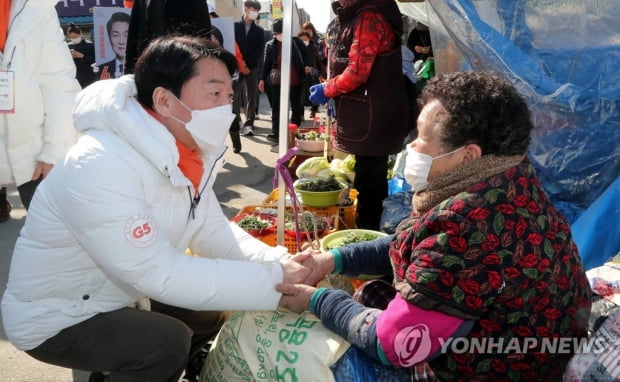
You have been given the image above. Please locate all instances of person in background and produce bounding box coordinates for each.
[66,23,97,88]
[301,21,326,77]
[1,36,310,382]
[298,29,324,120]
[258,19,307,145]
[124,0,212,75]
[234,0,265,136]
[401,43,419,136]
[0,0,80,219]
[280,71,592,381]
[98,11,130,79]
[407,20,433,63]
[206,1,245,154]
[308,0,409,230]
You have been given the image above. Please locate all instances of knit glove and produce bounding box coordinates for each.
[309,84,329,105]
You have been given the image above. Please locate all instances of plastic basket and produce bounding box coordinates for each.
[263,188,358,230]
[234,205,340,253]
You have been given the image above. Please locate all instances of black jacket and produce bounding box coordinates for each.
[124,0,212,74]
[260,37,307,83]
[68,39,97,88]
[234,18,265,70]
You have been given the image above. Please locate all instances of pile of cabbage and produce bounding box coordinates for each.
[295,155,355,184]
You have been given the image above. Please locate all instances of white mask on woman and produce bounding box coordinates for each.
[70,37,81,45]
[170,93,236,151]
[404,145,464,191]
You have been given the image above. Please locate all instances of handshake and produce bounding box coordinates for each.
[278,249,335,313]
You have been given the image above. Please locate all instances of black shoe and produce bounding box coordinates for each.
[266,134,278,143]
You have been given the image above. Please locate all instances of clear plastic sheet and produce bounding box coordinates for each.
[414,0,620,223]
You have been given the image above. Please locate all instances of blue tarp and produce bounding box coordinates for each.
[423,0,620,268]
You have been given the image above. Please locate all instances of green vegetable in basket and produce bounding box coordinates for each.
[296,130,326,141]
[326,231,382,250]
[295,176,343,192]
[284,213,327,231]
[236,215,271,230]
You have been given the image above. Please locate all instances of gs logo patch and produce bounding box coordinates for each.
[124,214,157,247]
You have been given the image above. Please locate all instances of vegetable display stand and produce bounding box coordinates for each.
[233,205,340,253]
[262,188,358,230]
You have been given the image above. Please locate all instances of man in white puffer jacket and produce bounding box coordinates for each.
[2,35,309,381]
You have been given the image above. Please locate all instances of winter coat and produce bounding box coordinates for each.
[124,0,212,74]
[327,0,408,156]
[234,18,265,70]
[68,38,97,88]
[1,76,288,351]
[0,0,80,187]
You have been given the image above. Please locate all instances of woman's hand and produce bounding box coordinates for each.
[276,283,316,313]
[290,250,335,286]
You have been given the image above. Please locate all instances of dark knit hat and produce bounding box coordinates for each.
[272,18,283,33]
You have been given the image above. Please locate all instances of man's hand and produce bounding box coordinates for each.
[276,283,316,313]
[280,257,311,284]
[309,84,329,105]
[258,80,265,93]
[290,250,335,286]
[32,162,53,181]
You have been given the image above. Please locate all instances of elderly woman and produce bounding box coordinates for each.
[278,71,592,380]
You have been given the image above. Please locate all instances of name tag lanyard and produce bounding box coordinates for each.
[0,45,16,114]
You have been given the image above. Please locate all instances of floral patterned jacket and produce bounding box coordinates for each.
[390,158,592,381]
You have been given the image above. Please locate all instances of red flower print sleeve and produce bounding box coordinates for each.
[323,11,396,97]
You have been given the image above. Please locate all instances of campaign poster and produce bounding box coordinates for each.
[93,7,131,79]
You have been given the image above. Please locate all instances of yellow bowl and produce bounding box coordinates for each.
[294,180,346,207]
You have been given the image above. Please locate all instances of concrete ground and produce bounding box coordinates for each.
[0,94,324,381]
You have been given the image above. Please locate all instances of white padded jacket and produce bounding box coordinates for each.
[2,76,288,350]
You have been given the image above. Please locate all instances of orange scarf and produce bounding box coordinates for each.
[143,105,204,194]
[176,141,204,194]
[0,1,10,52]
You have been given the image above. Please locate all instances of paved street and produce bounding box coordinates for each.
[0,93,322,381]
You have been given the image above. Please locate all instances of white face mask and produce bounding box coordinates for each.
[275,34,283,42]
[404,145,464,191]
[69,37,81,44]
[247,10,259,20]
[170,93,236,151]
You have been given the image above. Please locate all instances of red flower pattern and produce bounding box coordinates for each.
[389,158,591,381]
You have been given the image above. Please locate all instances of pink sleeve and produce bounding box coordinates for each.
[376,294,466,367]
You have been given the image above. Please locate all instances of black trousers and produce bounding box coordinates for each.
[0,177,47,210]
[27,302,230,381]
[353,155,389,230]
[17,177,42,210]
[270,83,303,137]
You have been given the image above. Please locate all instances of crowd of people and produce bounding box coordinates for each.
[0,0,596,381]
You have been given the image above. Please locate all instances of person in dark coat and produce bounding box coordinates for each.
[123,0,212,75]
[66,23,97,88]
[234,0,265,136]
[258,19,308,143]
[308,0,409,230]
